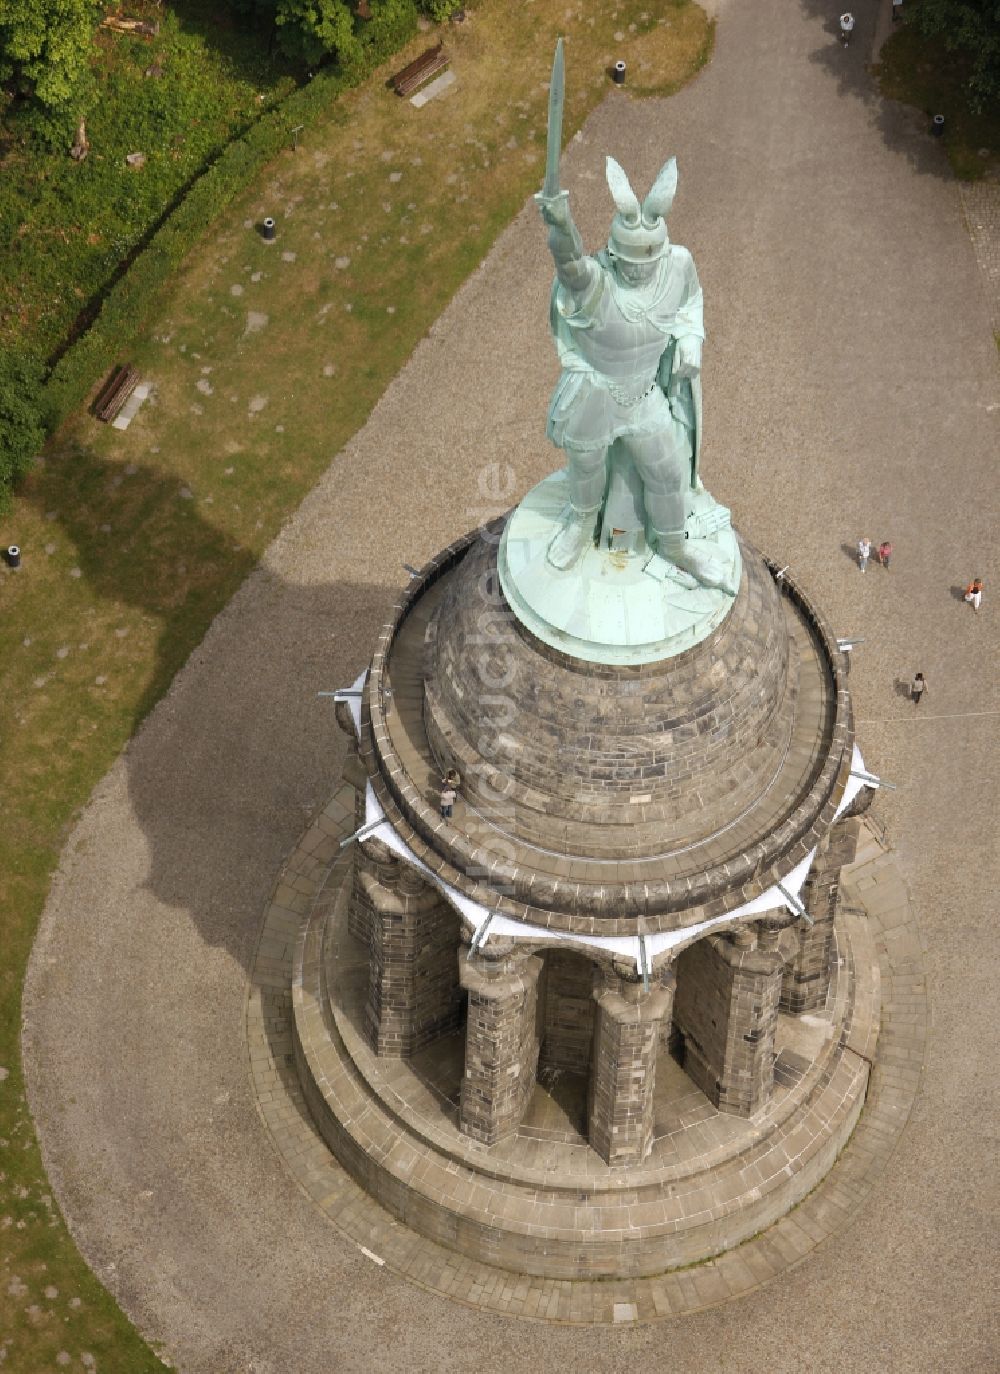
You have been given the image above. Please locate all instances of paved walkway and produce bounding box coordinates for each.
[23,2,999,1372]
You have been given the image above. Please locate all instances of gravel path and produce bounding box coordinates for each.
[23,3,999,1372]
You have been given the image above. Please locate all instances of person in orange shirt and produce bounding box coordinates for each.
[964,578,983,612]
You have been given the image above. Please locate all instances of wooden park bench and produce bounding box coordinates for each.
[392,43,449,98]
[93,363,139,423]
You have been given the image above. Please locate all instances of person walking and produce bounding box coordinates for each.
[858,536,871,572]
[964,577,983,612]
[840,12,855,45]
[440,778,458,819]
[911,672,927,706]
[878,540,893,569]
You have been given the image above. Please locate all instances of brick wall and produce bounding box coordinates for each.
[588,967,674,1165]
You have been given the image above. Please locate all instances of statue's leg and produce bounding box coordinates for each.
[627,432,687,538]
[628,432,737,595]
[547,444,606,570]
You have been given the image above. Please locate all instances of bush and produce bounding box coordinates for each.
[0,0,102,143]
[0,351,46,510]
[421,0,466,20]
[1,5,303,370]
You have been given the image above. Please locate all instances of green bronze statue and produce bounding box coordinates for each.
[534,41,735,594]
[498,43,740,665]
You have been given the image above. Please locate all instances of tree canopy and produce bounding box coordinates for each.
[906,0,1000,109]
[0,0,101,129]
[0,0,467,132]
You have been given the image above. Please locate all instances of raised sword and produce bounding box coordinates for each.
[537,37,565,202]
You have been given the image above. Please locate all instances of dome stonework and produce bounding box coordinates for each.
[358,522,853,937]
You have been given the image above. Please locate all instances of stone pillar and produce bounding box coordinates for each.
[333,700,371,945]
[363,850,461,1057]
[674,928,783,1117]
[459,941,543,1145]
[353,836,396,949]
[781,817,859,1014]
[588,964,674,1167]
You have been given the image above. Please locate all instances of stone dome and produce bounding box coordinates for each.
[425,535,792,857]
[361,521,852,936]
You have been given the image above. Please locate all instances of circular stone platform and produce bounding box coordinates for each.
[290,854,878,1281]
[497,472,742,664]
[246,790,920,1325]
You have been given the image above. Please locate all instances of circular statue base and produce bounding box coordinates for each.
[498,471,742,665]
[292,865,878,1281]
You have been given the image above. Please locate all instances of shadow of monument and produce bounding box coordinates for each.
[28,446,397,977]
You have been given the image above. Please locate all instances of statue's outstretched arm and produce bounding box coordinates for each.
[537,192,597,299]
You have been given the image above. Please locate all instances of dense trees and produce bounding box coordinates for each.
[270,0,428,71]
[233,0,466,69]
[0,0,102,138]
[906,0,1000,109]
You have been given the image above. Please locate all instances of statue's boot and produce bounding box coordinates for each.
[657,532,738,596]
[547,507,598,570]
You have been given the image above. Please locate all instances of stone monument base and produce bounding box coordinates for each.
[292,864,879,1281]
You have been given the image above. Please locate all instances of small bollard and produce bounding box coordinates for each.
[6,544,21,569]
[612,60,626,86]
[932,114,945,137]
[262,216,276,241]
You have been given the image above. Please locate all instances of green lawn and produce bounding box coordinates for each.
[0,2,713,1368]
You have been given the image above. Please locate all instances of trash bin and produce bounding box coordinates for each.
[612,61,626,86]
[262,216,276,241]
[932,114,945,137]
[6,545,21,569]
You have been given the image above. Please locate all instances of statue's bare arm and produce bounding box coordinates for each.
[537,192,599,300]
